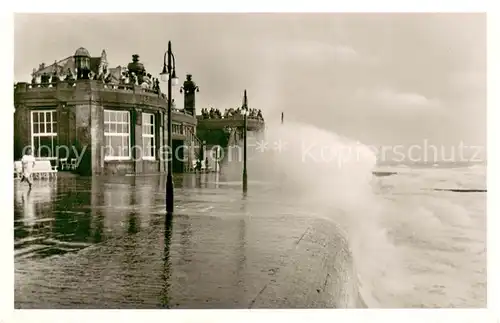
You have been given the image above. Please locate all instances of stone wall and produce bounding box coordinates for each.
[13,104,31,160]
[102,160,134,176]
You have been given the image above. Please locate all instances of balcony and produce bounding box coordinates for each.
[196,115,265,131]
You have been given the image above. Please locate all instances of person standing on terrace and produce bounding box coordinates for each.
[20,147,36,189]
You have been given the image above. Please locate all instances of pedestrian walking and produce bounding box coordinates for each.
[20,147,36,189]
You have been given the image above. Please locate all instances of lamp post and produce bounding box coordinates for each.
[242,90,249,193]
[160,41,179,217]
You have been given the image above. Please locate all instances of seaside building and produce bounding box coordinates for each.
[14,47,200,176]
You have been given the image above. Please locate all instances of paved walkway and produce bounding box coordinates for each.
[14,175,364,309]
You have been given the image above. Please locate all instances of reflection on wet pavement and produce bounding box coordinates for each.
[14,174,356,309]
[14,174,235,259]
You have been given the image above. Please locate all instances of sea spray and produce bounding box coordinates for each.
[220,122,485,307]
[249,121,413,307]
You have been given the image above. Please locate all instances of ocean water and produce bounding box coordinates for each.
[14,122,486,308]
[358,164,486,308]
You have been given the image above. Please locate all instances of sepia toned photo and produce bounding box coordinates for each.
[13,13,486,309]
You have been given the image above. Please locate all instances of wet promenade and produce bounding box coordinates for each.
[14,174,359,309]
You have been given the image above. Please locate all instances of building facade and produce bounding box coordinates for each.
[14,47,199,176]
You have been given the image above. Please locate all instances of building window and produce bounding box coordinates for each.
[31,110,57,159]
[104,110,130,160]
[142,112,155,160]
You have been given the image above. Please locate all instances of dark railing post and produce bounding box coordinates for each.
[242,90,248,193]
[166,41,174,216]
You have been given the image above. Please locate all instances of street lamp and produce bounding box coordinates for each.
[242,90,249,193]
[160,41,179,217]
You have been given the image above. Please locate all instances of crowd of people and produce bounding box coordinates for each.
[200,107,264,120]
[30,68,76,87]
[28,65,264,122]
[30,66,162,93]
[107,70,161,93]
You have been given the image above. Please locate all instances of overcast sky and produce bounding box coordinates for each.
[14,13,486,150]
